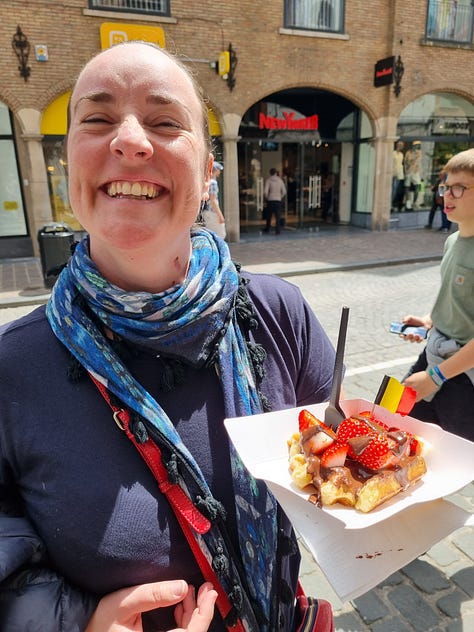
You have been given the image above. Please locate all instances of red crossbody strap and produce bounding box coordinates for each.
[89,373,246,632]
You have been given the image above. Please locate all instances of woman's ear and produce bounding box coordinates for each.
[202,154,213,197]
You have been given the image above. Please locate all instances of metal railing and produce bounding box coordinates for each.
[89,0,169,16]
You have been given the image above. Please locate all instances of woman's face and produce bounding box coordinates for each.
[67,44,212,255]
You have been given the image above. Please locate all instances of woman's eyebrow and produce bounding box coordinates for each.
[74,92,114,113]
[146,93,193,120]
[146,93,174,106]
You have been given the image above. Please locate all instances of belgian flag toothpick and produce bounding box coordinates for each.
[373,375,417,416]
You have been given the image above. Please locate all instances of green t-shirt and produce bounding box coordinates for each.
[431,232,474,346]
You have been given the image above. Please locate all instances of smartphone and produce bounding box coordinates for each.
[389,322,428,338]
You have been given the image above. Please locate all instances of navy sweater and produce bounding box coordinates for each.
[0,272,335,631]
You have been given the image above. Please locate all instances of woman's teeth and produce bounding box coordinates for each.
[107,181,160,198]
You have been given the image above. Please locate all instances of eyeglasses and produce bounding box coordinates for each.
[438,184,474,199]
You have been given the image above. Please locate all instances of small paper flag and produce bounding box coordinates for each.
[373,375,416,416]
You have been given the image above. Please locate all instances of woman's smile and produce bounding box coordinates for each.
[104,180,164,200]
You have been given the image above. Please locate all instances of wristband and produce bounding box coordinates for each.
[433,365,448,383]
[427,367,443,388]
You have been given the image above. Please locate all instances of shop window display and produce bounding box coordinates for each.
[396,93,474,213]
[0,102,27,238]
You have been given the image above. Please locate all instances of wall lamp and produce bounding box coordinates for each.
[12,25,31,81]
[393,55,404,97]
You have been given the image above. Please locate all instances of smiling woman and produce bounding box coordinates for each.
[0,42,337,632]
[65,43,213,292]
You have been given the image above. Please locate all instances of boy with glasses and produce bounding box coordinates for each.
[401,148,474,441]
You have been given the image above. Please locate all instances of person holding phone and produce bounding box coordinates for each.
[401,148,474,441]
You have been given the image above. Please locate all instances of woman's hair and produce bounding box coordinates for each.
[67,41,213,154]
[444,148,474,175]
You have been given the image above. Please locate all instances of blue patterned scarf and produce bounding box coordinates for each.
[46,228,278,630]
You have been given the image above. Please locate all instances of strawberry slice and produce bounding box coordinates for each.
[298,409,319,432]
[304,429,335,455]
[320,443,349,468]
[409,435,422,456]
[298,409,336,437]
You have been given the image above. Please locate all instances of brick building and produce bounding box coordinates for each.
[1,0,474,258]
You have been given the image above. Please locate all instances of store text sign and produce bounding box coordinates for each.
[374,56,394,87]
[100,23,166,50]
[259,112,318,131]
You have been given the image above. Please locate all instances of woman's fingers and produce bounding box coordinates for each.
[86,580,189,632]
[119,579,189,614]
[174,585,196,627]
[174,583,217,630]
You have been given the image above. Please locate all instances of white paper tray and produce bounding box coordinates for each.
[225,399,474,529]
[225,399,474,601]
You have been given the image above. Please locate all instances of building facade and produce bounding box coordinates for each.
[1,0,474,258]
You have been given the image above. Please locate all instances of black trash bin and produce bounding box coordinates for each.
[38,222,75,288]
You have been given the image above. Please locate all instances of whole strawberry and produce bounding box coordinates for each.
[348,433,399,470]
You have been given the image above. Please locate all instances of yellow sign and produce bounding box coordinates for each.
[218,51,230,77]
[4,201,18,211]
[100,23,166,49]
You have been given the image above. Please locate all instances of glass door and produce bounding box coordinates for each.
[238,140,343,232]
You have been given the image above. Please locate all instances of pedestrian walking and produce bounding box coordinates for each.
[202,161,226,239]
[263,168,286,234]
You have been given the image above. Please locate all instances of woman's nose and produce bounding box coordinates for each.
[110,116,153,160]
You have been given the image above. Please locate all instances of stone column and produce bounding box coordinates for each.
[371,117,399,231]
[221,113,241,242]
[18,108,53,256]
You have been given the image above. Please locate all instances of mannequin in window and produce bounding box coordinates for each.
[404,141,423,210]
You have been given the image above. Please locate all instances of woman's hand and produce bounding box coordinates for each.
[403,370,438,402]
[85,580,217,632]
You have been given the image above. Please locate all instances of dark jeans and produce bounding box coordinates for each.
[427,198,451,229]
[265,200,281,233]
[404,349,474,441]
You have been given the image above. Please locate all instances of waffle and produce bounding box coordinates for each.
[288,411,427,513]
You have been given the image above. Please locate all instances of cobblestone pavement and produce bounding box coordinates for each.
[1,226,472,631]
[0,225,447,305]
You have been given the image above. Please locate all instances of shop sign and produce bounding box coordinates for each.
[259,112,318,131]
[432,117,470,135]
[100,23,166,49]
[374,56,394,87]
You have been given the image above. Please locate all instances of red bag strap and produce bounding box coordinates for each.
[89,373,246,632]
[295,582,334,632]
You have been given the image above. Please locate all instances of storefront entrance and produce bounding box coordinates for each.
[238,88,361,234]
[239,139,345,232]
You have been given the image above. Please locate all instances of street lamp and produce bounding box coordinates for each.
[12,25,31,82]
